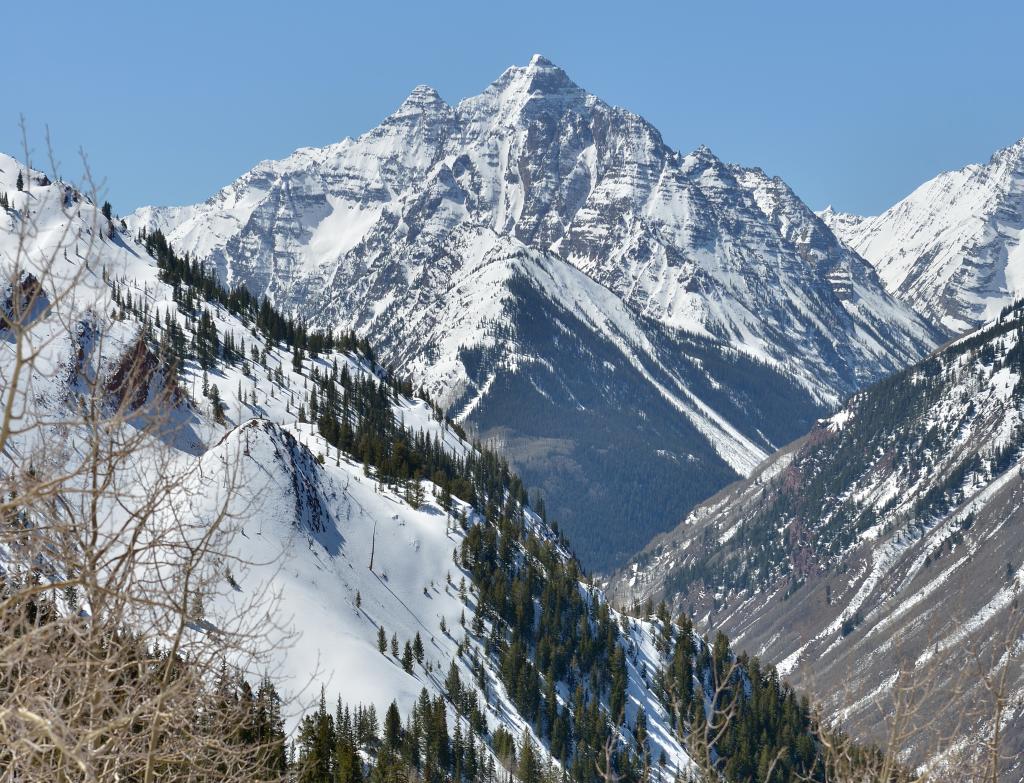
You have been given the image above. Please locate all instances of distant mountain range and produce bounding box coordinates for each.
[129,55,939,569]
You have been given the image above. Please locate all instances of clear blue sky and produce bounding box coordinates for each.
[5,0,1023,216]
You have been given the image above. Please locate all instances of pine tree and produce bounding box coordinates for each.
[209,383,225,424]
[609,644,627,723]
[634,705,648,753]
[516,730,541,783]
[402,641,414,673]
[296,687,335,783]
[413,632,424,665]
[452,719,464,783]
[440,481,452,522]
[334,699,363,783]
[543,673,557,739]
[444,660,462,702]
[15,171,23,191]
[254,678,288,775]
[411,473,425,509]
[384,701,402,749]
[377,625,387,654]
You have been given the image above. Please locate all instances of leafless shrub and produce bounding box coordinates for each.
[0,129,295,782]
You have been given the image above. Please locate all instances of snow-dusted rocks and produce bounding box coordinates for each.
[822,137,1024,333]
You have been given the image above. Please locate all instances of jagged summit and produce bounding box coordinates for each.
[680,143,723,172]
[817,205,869,241]
[394,84,448,112]
[518,52,578,87]
[519,54,580,94]
[510,52,579,88]
[460,54,586,127]
[991,134,1024,167]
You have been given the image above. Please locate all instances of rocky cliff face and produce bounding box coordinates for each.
[822,138,1024,334]
[131,55,939,569]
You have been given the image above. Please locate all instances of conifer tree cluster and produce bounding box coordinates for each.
[141,227,356,360]
[660,616,818,781]
[294,688,503,783]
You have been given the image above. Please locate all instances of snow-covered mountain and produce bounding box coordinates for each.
[611,297,1024,775]
[130,56,940,569]
[3,149,854,782]
[821,138,1024,333]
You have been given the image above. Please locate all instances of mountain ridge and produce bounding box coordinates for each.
[821,136,1024,333]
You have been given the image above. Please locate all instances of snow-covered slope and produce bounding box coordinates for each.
[0,151,703,778]
[129,56,940,569]
[822,138,1024,333]
[611,299,1024,775]
[187,418,703,777]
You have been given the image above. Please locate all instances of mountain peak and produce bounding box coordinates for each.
[522,54,578,92]
[818,204,861,221]
[391,84,449,116]
[487,54,582,100]
[991,135,1024,169]
[681,144,722,173]
[831,133,1024,333]
[524,52,565,71]
[817,205,869,241]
